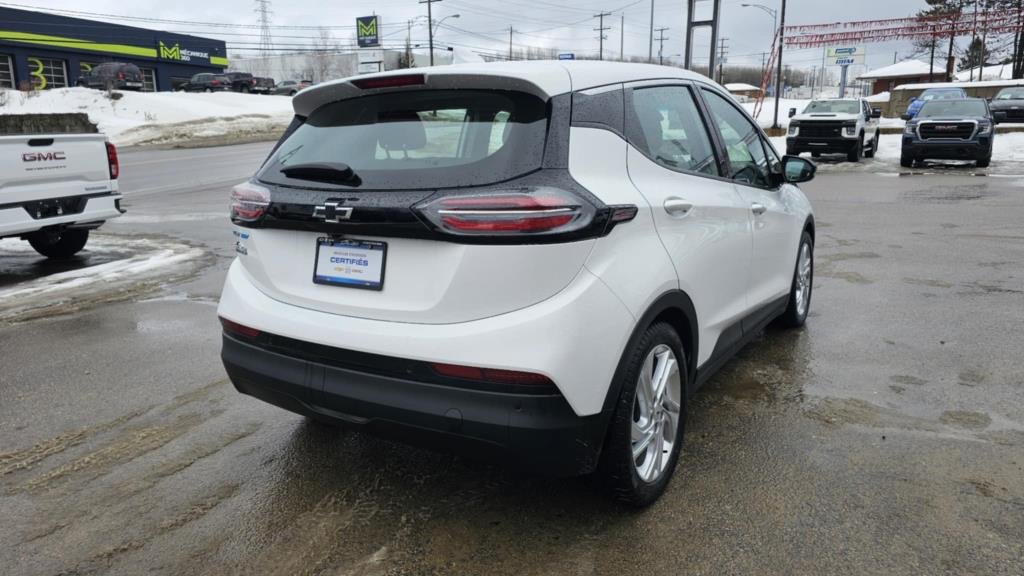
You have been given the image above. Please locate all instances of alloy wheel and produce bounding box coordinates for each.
[631,344,682,483]
[795,242,812,317]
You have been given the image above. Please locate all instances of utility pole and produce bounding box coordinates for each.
[595,11,612,61]
[716,36,728,82]
[772,0,786,129]
[621,13,625,61]
[929,25,936,82]
[648,0,655,63]
[420,0,441,66]
[508,27,514,61]
[810,64,816,98]
[655,27,669,65]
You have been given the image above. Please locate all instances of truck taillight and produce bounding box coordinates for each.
[414,188,594,236]
[230,181,270,222]
[105,141,119,179]
[117,72,125,80]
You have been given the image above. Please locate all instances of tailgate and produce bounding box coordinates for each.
[0,133,113,204]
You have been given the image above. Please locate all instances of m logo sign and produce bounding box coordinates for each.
[357,16,380,48]
[159,41,182,60]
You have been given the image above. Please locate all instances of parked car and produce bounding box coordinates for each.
[786,98,881,162]
[901,97,996,168]
[217,62,818,506]
[252,77,276,94]
[903,87,967,120]
[179,73,230,92]
[989,86,1024,124]
[0,114,123,258]
[222,72,257,93]
[272,80,312,96]
[76,62,144,91]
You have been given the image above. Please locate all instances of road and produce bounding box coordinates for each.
[1,143,1022,576]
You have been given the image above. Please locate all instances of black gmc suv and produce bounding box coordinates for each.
[901,98,997,168]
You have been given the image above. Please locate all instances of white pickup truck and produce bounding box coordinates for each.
[1,114,124,258]
[785,98,881,162]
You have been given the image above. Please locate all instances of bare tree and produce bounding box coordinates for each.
[306,27,337,83]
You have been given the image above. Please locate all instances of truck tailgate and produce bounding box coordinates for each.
[0,133,115,204]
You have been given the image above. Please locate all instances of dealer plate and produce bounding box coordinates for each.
[313,238,387,291]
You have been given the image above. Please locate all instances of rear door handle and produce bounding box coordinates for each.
[664,197,693,217]
[751,203,767,215]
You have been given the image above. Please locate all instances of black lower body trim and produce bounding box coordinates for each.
[694,294,789,389]
[221,334,610,476]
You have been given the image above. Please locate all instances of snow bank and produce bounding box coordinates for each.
[0,87,294,147]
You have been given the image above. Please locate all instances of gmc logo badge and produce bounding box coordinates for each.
[935,125,958,131]
[23,152,66,162]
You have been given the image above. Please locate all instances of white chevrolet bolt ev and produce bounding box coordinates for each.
[218,61,816,506]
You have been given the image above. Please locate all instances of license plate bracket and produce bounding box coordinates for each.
[313,237,387,291]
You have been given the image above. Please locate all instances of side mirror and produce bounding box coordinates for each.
[871,108,882,118]
[788,107,797,118]
[782,155,816,184]
[900,113,911,121]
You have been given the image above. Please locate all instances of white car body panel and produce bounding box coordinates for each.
[236,229,596,324]
[625,145,753,366]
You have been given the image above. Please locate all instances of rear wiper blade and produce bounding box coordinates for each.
[280,162,361,187]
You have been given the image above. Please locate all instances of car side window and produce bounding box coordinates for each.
[700,88,773,189]
[628,86,719,177]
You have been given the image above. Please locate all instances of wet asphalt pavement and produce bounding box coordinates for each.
[1,143,1022,575]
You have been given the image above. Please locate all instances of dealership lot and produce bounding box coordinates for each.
[1,143,1022,575]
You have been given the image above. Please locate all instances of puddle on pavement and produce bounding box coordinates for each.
[901,183,995,203]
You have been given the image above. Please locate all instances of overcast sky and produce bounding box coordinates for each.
[22,0,931,70]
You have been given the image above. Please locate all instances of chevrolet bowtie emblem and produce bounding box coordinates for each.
[313,201,353,223]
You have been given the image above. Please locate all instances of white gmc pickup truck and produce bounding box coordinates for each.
[0,114,124,258]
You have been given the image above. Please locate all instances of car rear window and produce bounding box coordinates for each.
[257,89,548,190]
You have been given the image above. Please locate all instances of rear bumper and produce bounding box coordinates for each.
[786,136,858,153]
[217,259,633,417]
[902,137,992,160]
[223,333,609,475]
[0,193,123,239]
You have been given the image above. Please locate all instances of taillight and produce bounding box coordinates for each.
[415,187,594,236]
[431,362,554,387]
[230,181,270,222]
[117,72,125,80]
[220,317,261,339]
[250,79,256,85]
[105,141,119,179]
[352,74,425,90]
[212,79,220,85]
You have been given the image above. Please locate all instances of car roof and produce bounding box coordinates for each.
[293,61,713,117]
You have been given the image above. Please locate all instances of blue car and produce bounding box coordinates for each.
[903,87,967,120]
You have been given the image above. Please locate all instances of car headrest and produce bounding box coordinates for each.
[378,110,427,151]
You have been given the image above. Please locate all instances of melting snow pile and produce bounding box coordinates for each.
[0,87,294,147]
[0,234,207,322]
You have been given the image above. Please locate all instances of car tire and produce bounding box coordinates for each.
[864,133,877,158]
[778,231,813,328]
[977,157,991,168]
[241,86,250,93]
[598,322,686,507]
[900,155,913,168]
[28,229,89,259]
[847,135,863,162]
[289,90,297,96]
[786,147,798,156]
